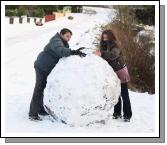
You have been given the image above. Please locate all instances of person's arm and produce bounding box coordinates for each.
[49,39,72,58]
[71,48,86,57]
[100,47,121,62]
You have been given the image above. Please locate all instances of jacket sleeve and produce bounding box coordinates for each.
[100,47,121,62]
[49,39,72,58]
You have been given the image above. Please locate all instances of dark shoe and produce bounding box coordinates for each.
[29,113,42,121]
[38,109,49,116]
[112,114,122,119]
[123,117,130,122]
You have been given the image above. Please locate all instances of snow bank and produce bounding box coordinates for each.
[44,54,121,126]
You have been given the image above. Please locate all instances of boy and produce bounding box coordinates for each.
[29,28,86,121]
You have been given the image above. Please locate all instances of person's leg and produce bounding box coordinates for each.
[121,83,132,121]
[113,97,122,118]
[38,87,49,115]
[29,69,48,120]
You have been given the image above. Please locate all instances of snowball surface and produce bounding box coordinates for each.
[44,54,121,126]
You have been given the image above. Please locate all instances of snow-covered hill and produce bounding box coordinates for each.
[5,6,155,136]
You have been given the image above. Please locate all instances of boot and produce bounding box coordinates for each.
[38,108,49,116]
[29,113,42,121]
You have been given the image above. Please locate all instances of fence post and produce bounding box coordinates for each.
[34,18,36,23]
[9,17,14,24]
[27,17,30,23]
[19,17,23,24]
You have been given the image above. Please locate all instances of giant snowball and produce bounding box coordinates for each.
[44,54,121,126]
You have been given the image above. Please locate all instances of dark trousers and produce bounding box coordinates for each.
[113,83,132,118]
[29,69,47,115]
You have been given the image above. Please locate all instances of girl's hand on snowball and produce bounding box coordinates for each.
[93,51,101,57]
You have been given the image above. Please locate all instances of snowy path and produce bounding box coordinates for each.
[5,6,155,136]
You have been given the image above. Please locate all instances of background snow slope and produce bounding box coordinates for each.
[5,6,155,135]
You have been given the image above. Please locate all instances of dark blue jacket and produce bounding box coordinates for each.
[34,33,72,76]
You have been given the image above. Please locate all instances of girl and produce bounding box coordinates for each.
[93,29,132,122]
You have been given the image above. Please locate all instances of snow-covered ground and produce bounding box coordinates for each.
[5,6,155,136]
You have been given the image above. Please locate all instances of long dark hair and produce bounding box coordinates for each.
[100,29,121,50]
